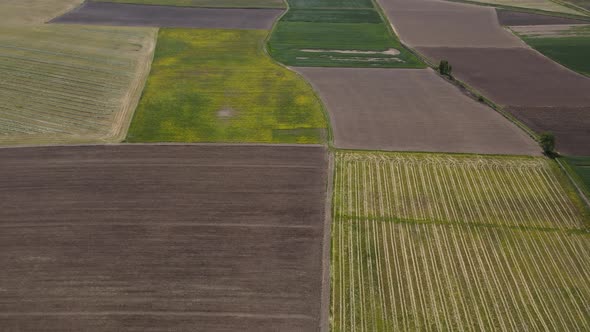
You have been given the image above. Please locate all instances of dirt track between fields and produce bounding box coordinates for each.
[496,9,589,26]
[50,2,283,29]
[377,0,524,47]
[0,144,328,331]
[295,67,539,155]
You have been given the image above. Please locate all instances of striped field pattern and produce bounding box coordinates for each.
[0,25,156,144]
[332,151,590,331]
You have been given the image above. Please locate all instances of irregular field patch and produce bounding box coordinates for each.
[51,2,283,29]
[377,0,524,47]
[453,0,584,15]
[563,155,590,198]
[331,151,590,331]
[92,0,287,8]
[0,144,328,331]
[0,0,83,25]
[496,9,589,25]
[267,0,423,67]
[0,25,156,145]
[295,67,539,154]
[127,29,326,143]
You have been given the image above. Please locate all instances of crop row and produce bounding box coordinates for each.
[331,218,590,331]
[334,152,583,229]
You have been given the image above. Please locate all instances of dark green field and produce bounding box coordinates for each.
[563,156,590,198]
[523,35,590,76]
[267,0,424,67]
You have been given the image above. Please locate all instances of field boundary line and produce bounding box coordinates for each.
[444,0,590,20]
[319,151,333,332]
[556,158,590,210]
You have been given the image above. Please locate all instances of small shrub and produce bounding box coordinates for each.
[539,132,557,157]
[478,96,485,102]
[438,60,452,77]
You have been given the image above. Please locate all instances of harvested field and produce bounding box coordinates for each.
[51,2,283,29]
[92,0,287,8]
[331,151,590,331]
[416,47,590,107]
[508,106,590,155]
[0,144,329,331]
[0,25,156,145]
[497,9,589,25]
[295,67,539,154]
[0,0,83,26]
[127,29,326,143]
[456,0,584,15]
[376,0,525,47]
[563,0,590,11]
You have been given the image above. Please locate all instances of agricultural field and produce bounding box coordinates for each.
[0,0,83,25]
[0,144,329,331]
[513,24,590,76]
[92,0,287,8]
[52,2,284,30]
[267,0,424,67]
[562,0,590,10]
[126,29,327,143]
[496,9,590,25]
[377,0,525,48]
[295,67,539,154]
[331,151,590,331]
[0,24,156,145]
[452,0,585,15]
[562,156,590,198]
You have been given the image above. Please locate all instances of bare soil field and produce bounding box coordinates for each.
[496,9,589,25]
[416,47,590,107]
[376,0,524,47]
[295,67,539,154]
[509,106,590,155]
[51,2,283,29]
[0,144,328,331]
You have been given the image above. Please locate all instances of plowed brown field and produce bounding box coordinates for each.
[0,144,329,331]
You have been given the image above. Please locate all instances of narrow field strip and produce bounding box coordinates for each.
[331,219,590,331]
[0,25,156,144]
[334,151,586,230]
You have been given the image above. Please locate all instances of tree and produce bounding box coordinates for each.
[438,60,452,77]
[539,132,556,157]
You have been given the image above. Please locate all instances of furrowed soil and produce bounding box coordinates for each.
[51,2,284,30]
[331,151,590,331]
[0,144,329,331]
[496,9,589,25]
[295,67,539,154]
[92,0,287,8]
[376,0,525,47]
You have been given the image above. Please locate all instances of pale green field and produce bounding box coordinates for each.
[332,151,590,331]
[0,0,157,145]
[462,0,585,15]
[0,0,83,26]
[94,0,286,8]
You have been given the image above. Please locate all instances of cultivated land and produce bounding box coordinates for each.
[514,24,590,76]
[563,156,590,198]
[0,0,83,25]
[332,151,589,331]
[52,2,283,30]
[295,67,539,154]
[497,9,589,25]
[0,144,328,331]
[376,0,525,48]
[93,0,287,8]
[127,29,327,144]
[0,0,157,145]
[267,0,424,67]
[452,0,584,15]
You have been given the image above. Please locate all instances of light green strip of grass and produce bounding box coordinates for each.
[93,0,287,9]
[562,156,590,199]
[126,29,327,144]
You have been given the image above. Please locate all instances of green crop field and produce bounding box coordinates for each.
[454,0,585,15]
[518,25,590,76]
[93,0,286,8]
[267,0,424,67]
[331,151,590,331]
[0,0,157,145]
[127,29,327,143]
[563,156,590,198]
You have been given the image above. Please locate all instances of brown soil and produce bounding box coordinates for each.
[295,67,540,155]
[508,106,590,155]
[416,47,590,107]
[496,9,589,26]
[0,144,328,331]
[376,0,524,47]
[50,2,284,29]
